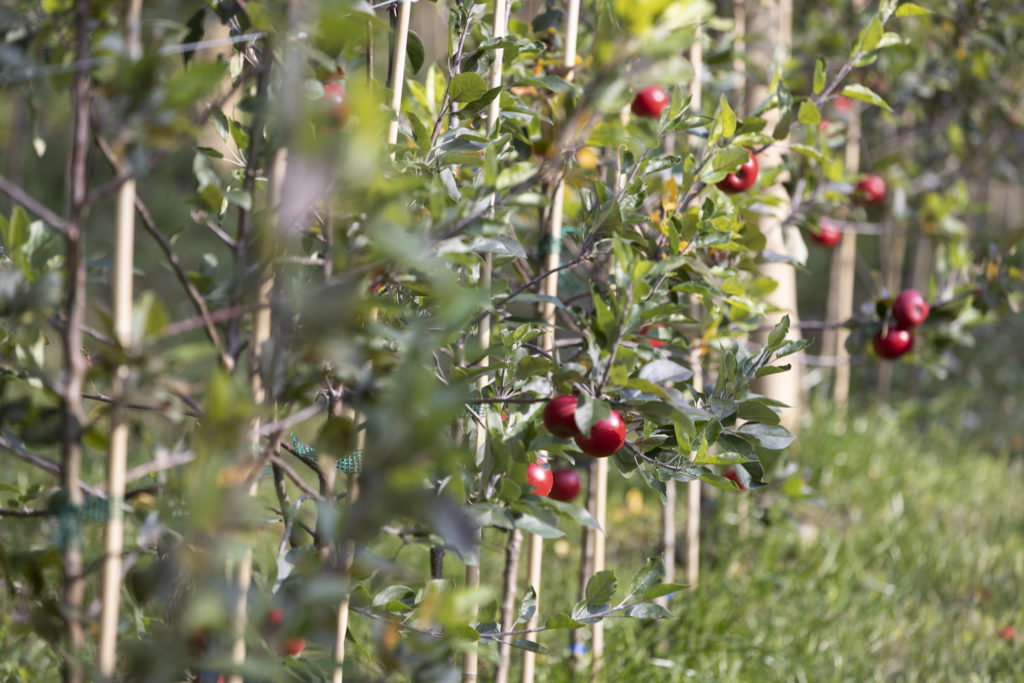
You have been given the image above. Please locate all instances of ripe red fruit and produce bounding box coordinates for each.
[543,395,579,438]
[631,86,670,119]
[573,410,626,458]
[855,173,886,205]
[999,624,1015,641]
[639,323,665,348]
[834,96,852,113]
[281,637,306,656]
[549,468,581,502]
[321,80,350,130]
[716,150,759,194]
[723,467,746,491]
[891,289,929,328]
[872,327,914,359]
[526,460,553,497]
[810,219,842,248]
[265,608,284,627]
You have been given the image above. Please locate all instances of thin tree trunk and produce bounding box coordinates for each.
[495,529,523,683]
[61,3,92,680]
[570,465,595,670]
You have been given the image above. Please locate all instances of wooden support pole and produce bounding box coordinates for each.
[827,107,860,410]
[97,2,142,675]
[685,22,705,592]
[386,0,413,154]
[523,0,580,680]
[227,147,286,683]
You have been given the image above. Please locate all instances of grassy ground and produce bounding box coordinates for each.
[506,400,1024,682]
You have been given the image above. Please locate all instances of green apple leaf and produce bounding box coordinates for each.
[585,569,618,605]
[840,84,892,111]
[624,602,675,620]
[798,100,821,126]
[736,422,795,450]
[545,613,584,630]
[813,58,826,94]
[629,556,666,596]
[895,2,932,17]
[450,73,488,103]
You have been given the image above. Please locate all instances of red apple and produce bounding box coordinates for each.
[872,327,914,359]
[810,219,842,248]
[543,395,579,438]
[321,80,350,130]
[639,323,666,348]
[631,86,670,119]
[723,467,746,491]
[266,606,286,626]
[891,289,929,327]
[999,624,1015,641]
[835,95,852,113]
[549,468,581,502]
[573,410,626,458]
[526,460,553,497]
[716,150,759,194]
[855,173,886,205]
[281,637,306,656]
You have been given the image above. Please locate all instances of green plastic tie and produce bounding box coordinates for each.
[336,450,363,474]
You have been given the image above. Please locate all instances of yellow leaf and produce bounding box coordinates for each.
[662,177,679,214]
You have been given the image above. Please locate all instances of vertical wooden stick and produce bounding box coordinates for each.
[387,0,413,154]
[228,146,286,683]
[685,22,705,592]
[828,108,860,410]
[524,1,580,680]
[333,399,366,683]
[98,2,142,675]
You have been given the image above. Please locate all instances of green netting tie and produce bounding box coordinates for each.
[536,234,562,258]
[51,497,117,548]
[290,432,317,461]
[336,451,363,474]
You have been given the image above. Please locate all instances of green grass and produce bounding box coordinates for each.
[508,401,1024,682]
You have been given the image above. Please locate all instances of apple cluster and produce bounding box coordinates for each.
[543,395,626,458]
[873,288,929,360]
[523,395,629,502]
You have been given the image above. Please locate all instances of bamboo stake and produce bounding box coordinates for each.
[97,6,142,675]
[386,0,413,154]
[824,0,866,412]
[334,400,366,683]
[228,147,286,683]
[523,1,580,680]
[827,107,860,410]
[685,22,704,592]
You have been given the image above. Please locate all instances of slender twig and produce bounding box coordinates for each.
[0,507,49,518]
[268,453,324,501]
[94,136,233,369]
[0,175,70,234]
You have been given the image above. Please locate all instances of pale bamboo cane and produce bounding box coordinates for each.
[686,23,704,591]
[522,1,581,679]
[98,1,142,675]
